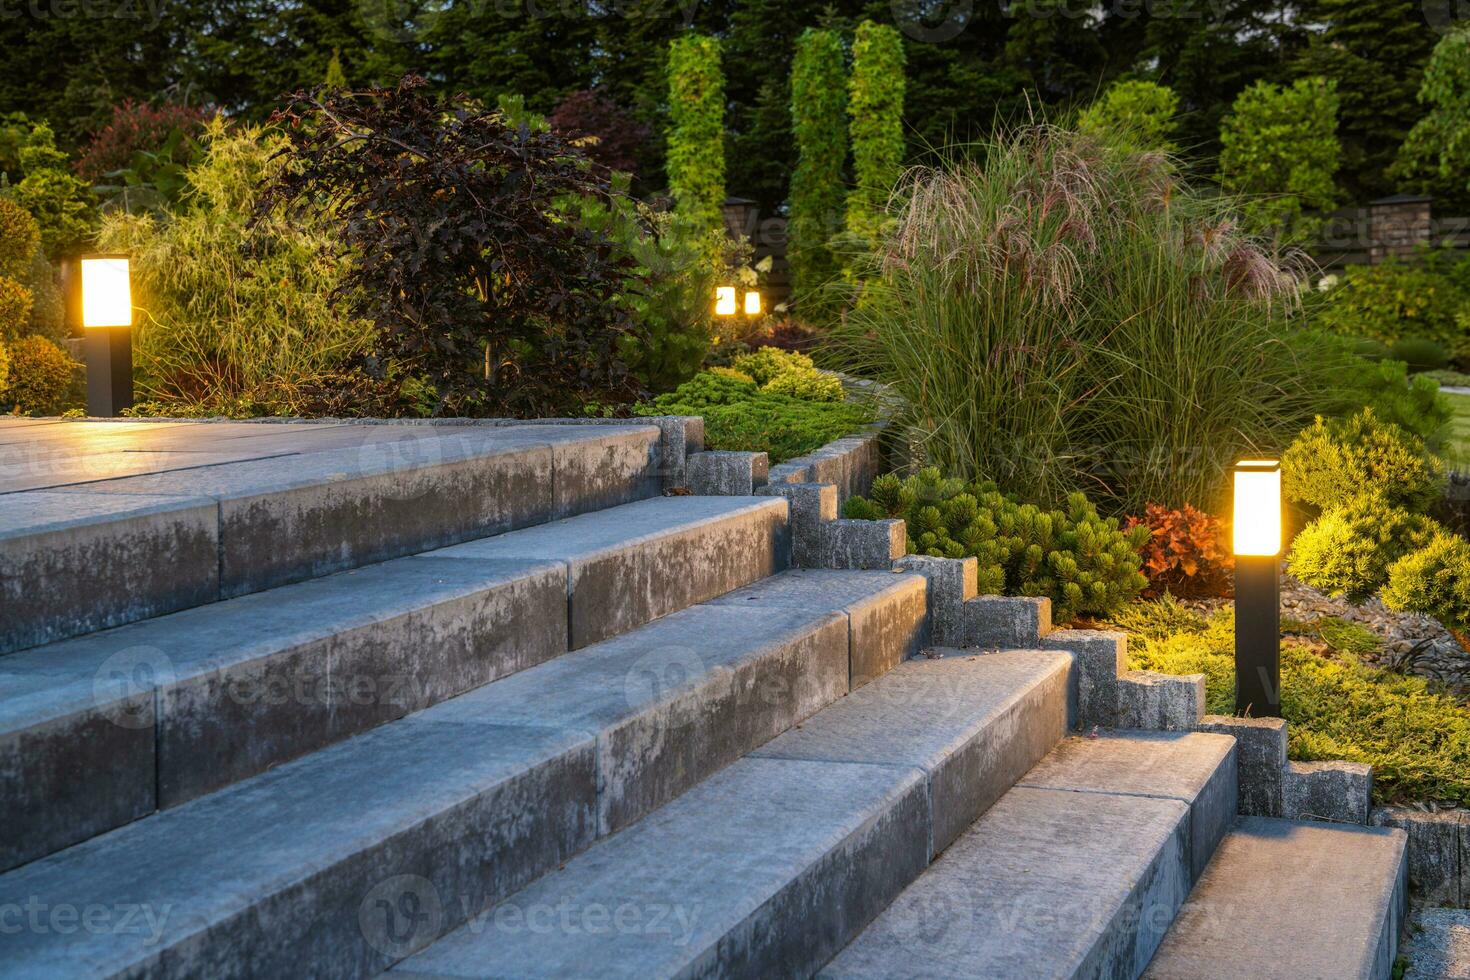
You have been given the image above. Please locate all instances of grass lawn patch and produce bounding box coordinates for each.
[1440,389,1470,472]
[1109,597,1470,806]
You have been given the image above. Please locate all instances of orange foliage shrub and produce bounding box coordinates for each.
[1124,503,1235,599]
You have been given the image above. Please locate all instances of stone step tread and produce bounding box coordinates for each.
[2,422,663,654]
[821,731,1239,980]
[389,652,1072,979]
[1143,817,1408,980]
[423,494,790,649]
[821,787,1190,980]
[0,575,919,977]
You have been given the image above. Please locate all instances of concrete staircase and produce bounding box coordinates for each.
[0,419,1409,979]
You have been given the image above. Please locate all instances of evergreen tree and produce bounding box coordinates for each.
[846,20,905,246]
[789,27,848,310]
[324,49,348,90]
[666,34,727,239]
[1295,0,1436,199]
[1078,80,1180,153]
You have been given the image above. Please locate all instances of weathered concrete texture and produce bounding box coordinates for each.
[893,555,976,648]
[1199,714,1288,818]
[686,450,769,496]
[1283,759,1374,825]
[1041,628,1126,729]
[1017,731,1237,882]
[430,495,789,648]
[392,756,929,980]
[1371,806,1465,907]
[965,594,1052,649]
[757,481,836,568]
[810,518,905,570]
[419,602,849,835]
[754,650,1072,857]
[767,430,884,504]
[1144,817,1407,980]
[0,555,567,870]
[709,569,927,688]
[1115,669,1205,732]
[472,414,704,488]
[0,716,600,980]
[822,786,1191,980]
[0,490,219,654]
[1403,908,1470,980]
[544,424,662,517]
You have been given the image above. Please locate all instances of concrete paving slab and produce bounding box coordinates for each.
[1143,817,1408,980]
[419,602,849,834]
[430,495,788,648]
[0,449,300,493]
[822,786,1192,980]
[0,716,599,980]
[391,756,930,980]
[754,650,1072,857]
[0,554,567,869]
[707,568,927,687]
[1017,731,1238,881]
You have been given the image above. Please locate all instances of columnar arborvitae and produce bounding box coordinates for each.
[788,27,847,308]
[666,33,726,239]
[845,20,905,246]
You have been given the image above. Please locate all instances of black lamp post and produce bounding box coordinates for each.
[68,253,134,417]
[1233,459,1282,717]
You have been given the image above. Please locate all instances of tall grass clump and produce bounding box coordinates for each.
[97,119,374,416]
[835,125,1347,513]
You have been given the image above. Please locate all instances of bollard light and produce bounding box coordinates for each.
[714,285,737,317]
[743,289,762,316]
[71,254,135,416]
[1233,459,1282,717]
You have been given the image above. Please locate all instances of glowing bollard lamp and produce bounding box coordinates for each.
[1233,459,1282,717]
[73,254,135,417]
[714,285,762,319]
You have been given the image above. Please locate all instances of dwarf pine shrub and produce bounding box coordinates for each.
[845,469,1149,622]
[1282,409,1446,513]
[1288,493,1441,602]
[1383,532,1470,634]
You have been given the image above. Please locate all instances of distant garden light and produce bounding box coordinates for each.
[713,285,762,318]
[1233,459,1282,717]
[69,254,135,416]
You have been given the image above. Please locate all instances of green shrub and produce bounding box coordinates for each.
[0,198,39,280]
[5,121,97,258]
[1119,601,1470,806]
[666,35,726,240]
[638,370,872,463]
[846,20,905,246]
[1314,262,1469,359]
[1,334,77,414]
[1282,409,1446,512]
[845,468,1149,622]
[730,346,844,402]
[1287,493,1441,602]
[1217,77,1340,242]
[788,27,847,310]
[1389,337,1451,372]
[1077,80,1180,153]
[1318,345,1451,445]
[1383,532,1470,634]
[0,277,33,339]
[99,119,375,416]
[835,125,1346,513]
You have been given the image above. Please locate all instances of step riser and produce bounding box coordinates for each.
[705,773,930,978]
[4,498,784,873]
[0,559,569,873]
[1081,820,1192,980]
[0,426,661,655]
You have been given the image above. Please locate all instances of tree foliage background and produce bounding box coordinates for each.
[0,1,1458,211]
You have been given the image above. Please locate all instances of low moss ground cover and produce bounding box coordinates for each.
[637,370,873,463]
[1109,598,1470,806]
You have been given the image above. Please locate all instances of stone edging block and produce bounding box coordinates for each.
[1115,670,1205,732]
[893,555,976,648]
[1370,806,1467,907]
[1283,760,1373,825]
[964,595,1052,649]
[686,451,769,496]
[1198,715,1288,818]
